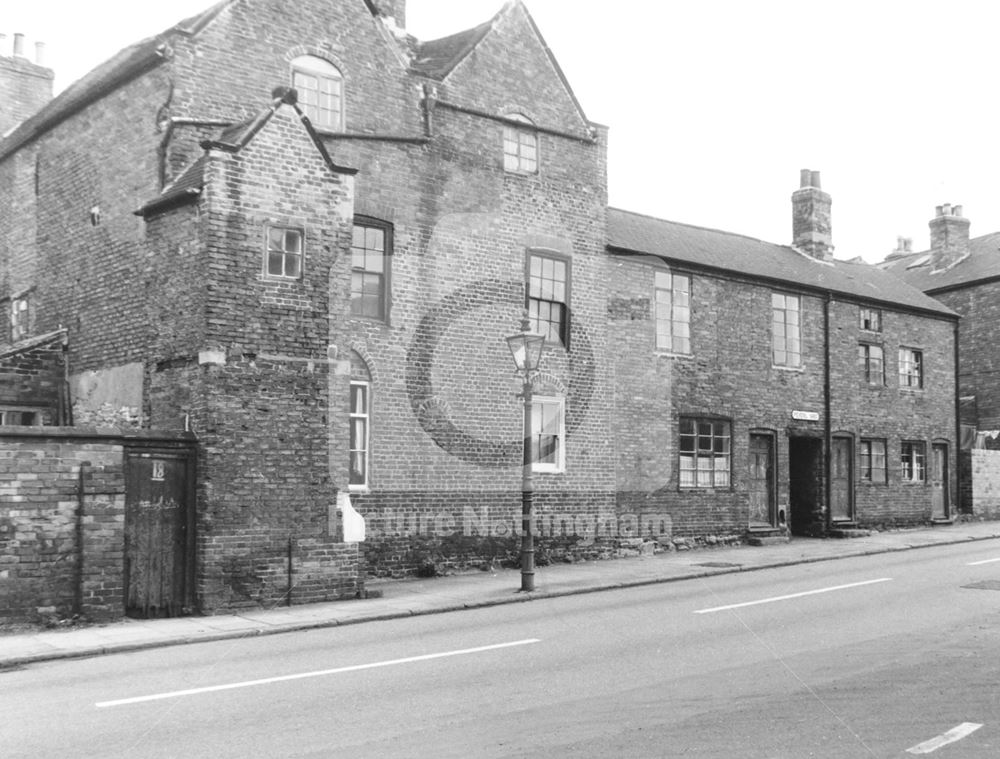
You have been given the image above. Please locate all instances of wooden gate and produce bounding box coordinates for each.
[124,448,195,618]
[749,433,776,527]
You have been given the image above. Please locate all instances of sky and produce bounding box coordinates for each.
[6,0,1000,263]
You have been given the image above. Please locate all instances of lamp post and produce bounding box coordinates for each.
[505,314,547,592]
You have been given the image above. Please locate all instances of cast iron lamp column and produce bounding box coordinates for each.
[505,315,547,592]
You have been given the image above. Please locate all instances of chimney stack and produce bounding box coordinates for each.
[792,169,833,260]
[0,32,55,135]
[372,0,406,27]
[886,236,914,260]
[929,203,971,270]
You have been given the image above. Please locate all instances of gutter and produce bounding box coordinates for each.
[824,292,833,532]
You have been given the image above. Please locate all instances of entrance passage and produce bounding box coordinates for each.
[789,436,823,536]
[748,433,776,528]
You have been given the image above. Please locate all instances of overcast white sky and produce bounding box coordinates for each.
[7,0,1000,263]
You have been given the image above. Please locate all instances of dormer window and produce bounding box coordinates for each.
[503,113,538,174]
[291,56,344,130]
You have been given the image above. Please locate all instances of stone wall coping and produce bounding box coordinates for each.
[0,425,196,445]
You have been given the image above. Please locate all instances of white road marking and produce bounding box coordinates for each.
[967,557,1000,566]
[96,638,541,708]
[693,578,893,614]
[906,722,983,754]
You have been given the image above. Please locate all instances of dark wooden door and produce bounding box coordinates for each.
[749,434,775,527]
[831,437,853,522]
[931,443,949,520]
[125,451,193,618]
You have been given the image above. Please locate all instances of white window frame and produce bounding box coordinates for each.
[530,395,565,474]
[859,438,887,484]
[349,381,371,490]
[679,417,732,489]
[503,114,538,174]
[265,226,304,280]
[291,55,344,131]
[901,440,926,483]
[899,347,924,389]
[350,218,391,320]
[771,293,801,368]
[655,270,691,354]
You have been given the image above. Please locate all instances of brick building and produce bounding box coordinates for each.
[609,171,959,538]
[881,205,1000,516]
[0,0,961,618]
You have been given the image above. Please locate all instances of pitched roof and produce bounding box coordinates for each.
[410,19,495,79]
[136,91,357,218]
[0,1,234,161]
[607,207,956,318]
[879,233,1000,293]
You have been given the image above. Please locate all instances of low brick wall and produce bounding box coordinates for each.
[0,432,125,625]
[968,449,1000,519]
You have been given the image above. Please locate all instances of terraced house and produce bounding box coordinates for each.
[0,0,960,622]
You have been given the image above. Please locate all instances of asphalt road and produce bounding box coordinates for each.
[5,539,1000,758]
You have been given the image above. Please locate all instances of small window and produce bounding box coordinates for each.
[530,396,565,473]
[901,441,926,482]
[679,417,731,488]
[859,439,887,484]
[655,271,691,354]
[860,307,882,332]
[899,348,924,389]
[527,252,569,346]
[265,227,303,279]
[10,295,29,341]
[503,114,538,174]
[772,293,801,367]
[0,408,42,426]
[351,219,392,320]
[291,55,344,130]
[859,344,885,386]
[349,381,370,489]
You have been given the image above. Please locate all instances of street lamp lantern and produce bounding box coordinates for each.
[505,314,547,592]
[505,320,546,374]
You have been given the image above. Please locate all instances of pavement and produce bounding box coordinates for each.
[4,519,1000,669]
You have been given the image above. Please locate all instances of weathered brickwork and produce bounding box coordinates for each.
[0,330,65,421]
[967,450,1000,519]
[0,50,53,137]
[611,257,957,537]
[0,432,125,624]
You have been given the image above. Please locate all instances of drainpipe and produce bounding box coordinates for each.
[824,293,833,533]
[953,319,961,517]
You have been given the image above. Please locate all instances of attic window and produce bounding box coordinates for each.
[503,113,538,174]
[291,56,344,130]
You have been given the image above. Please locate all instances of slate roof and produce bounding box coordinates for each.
[410,19,496,79]
[879,233,1000,293]
[607,208,956,318]
[0,1,233,161]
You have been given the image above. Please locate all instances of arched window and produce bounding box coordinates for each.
[503,113,538,173]
[290,56,344,130]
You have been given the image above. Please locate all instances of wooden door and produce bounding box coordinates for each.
[931,443,949,520]
[749,434,775,527]
[125,451,193,618]
[831,437,853,522]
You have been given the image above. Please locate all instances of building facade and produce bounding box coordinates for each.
[0,0,961,618]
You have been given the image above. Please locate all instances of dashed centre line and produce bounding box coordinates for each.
[95,638,541,708]
[693,578,893,614]
[906,722,983,754]
[967,557,1000,566]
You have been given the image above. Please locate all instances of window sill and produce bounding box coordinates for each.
[348,486,370,495]
[899,387,925,393]
[655,351,693,359]
[772,364,804,373]
[531,467,565,475]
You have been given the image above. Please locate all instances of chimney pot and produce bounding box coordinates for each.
[954,204,963,217]
[13,33,24,57]
[810,170,822,189]
[799,168,811,188]
[34,41,44,66]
